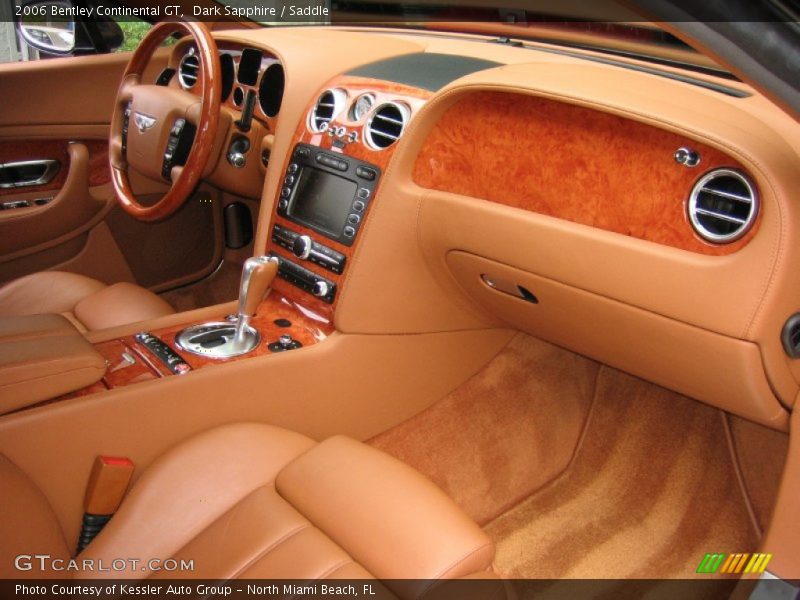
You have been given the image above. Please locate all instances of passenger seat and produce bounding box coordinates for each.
[0,424,495,593]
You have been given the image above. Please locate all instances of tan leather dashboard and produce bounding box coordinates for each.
[254,30,799,430]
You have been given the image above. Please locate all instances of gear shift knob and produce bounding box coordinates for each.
[237,256,279,318]
[174,256,280,359]
[233,256,279,348]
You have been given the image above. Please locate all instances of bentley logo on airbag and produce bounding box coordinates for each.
[134,112,156,133]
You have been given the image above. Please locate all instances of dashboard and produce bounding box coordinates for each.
[163,27,800,433]
[176,43,285,126]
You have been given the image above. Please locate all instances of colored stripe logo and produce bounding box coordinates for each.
[696,553,772,574]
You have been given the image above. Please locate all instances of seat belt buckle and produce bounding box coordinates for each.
[77,456,134,553]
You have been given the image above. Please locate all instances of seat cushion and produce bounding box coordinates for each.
[73,282,174,330]
[0,455,70,579]
[0,272,105,317]
[0,272,174,331]
[76,424,494,593]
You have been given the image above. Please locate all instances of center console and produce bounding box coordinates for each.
[5,76,431,412]
[268,143,381,305]
[265,76,431,315]
[277,143,380,246]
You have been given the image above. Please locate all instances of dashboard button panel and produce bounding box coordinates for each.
[269,252,337,304]
[277,143,380,247]
[272,224,346,274]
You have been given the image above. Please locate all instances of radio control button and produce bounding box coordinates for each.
[343,226,356,238]
[279,199,288,210]
[280,186,291,198]
[356,166,376,180]
[284,175,295,186]
[347,214,361,225]
[352,200,365,213]
[357,188,370,200]
[288,163,299,174]
[312,280,330,298]
[292,235,313,260]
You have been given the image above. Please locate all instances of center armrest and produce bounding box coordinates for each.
[0,314,106,413]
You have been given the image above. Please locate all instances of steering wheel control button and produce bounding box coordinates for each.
[171,119,185,137]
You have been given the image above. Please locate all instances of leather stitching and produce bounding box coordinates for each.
[424,541,494,594]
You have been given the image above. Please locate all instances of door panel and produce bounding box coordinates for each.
[0,49,224,291]
[0,142,111,258]
[0,50,169,131]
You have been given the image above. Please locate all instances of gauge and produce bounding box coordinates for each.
[220,53,235,102]
[351,93,375,121]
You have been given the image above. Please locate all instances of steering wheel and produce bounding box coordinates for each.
[109,21,220,222]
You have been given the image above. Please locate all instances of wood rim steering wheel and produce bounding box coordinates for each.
[109,21,220,222]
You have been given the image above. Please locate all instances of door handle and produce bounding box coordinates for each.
[0,159,60,189]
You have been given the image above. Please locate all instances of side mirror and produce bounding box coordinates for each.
[16,0,125,56]
[16,0,76,56]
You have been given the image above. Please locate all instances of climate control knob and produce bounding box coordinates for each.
[292,235,313,260]
[312,280,330,298]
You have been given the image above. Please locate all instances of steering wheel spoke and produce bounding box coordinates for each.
[109,21,220,222]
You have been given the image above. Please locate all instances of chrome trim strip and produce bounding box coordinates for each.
[687,168,758,244]
[0,159,60,189]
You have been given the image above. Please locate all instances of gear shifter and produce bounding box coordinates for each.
[233,256,278,349]
[175,256,279,358]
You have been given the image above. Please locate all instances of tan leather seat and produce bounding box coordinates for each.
[0,424,495,593]
[0,271,174,331]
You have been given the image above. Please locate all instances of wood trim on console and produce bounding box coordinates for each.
[48,294,334,404]
[266,75,432,317]
[412,91,758,256]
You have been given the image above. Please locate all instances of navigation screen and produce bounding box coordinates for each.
[288,167,356,236]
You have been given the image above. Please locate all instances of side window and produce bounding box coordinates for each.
[0,1,171,64]
[113,19,154,53]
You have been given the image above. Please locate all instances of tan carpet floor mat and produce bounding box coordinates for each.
[370,333,759,579]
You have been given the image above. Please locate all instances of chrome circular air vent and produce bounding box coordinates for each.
[364,102,409,150]
[178,51,199,89]
[308,89,345,132]
[688,169,758,243]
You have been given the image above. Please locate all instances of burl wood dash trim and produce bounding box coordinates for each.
[412,91,758,255]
